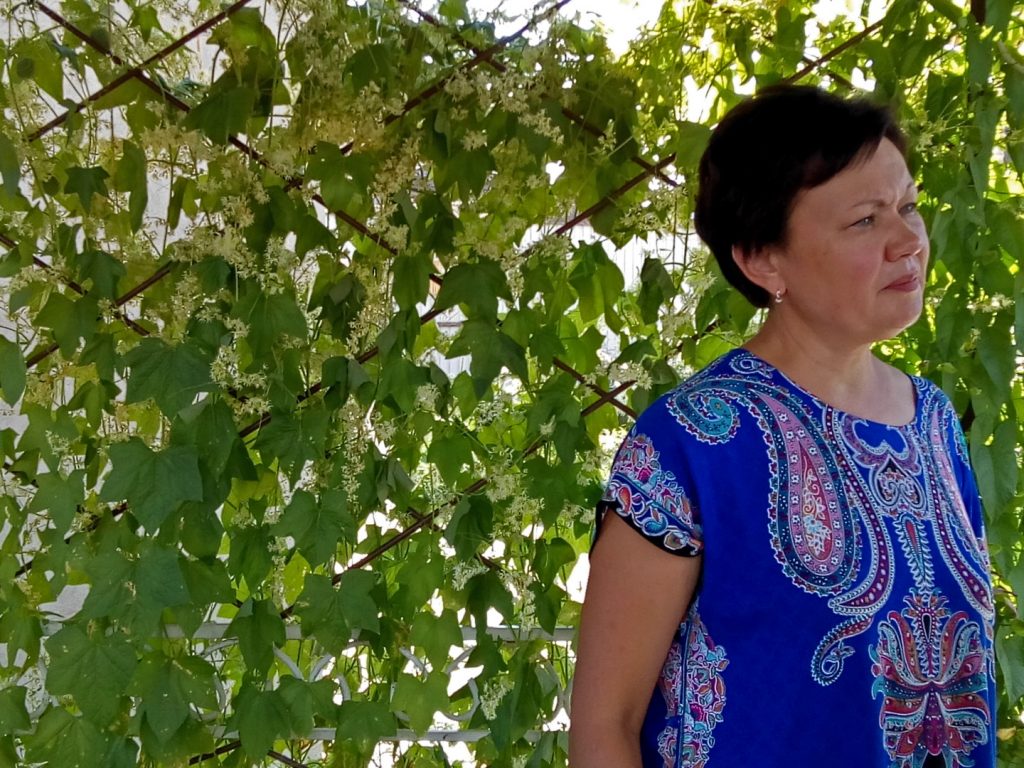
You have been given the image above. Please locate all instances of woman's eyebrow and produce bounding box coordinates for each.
[848,181,919,209]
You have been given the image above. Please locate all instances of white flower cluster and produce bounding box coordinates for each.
[330,398,372,500]
[450,559,488,591]
[138,123,212,166]
[968,294,1014,313]
[415,383,441,411]
[478,675,513,720]
[610,360,652,390]
[484,470,516,502]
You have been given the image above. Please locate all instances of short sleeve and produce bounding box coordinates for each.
[940,395,989,551]
[596,427,703,557]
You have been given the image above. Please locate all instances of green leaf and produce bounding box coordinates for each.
[100,438,203,531]
[184,85,257,144]
[79,549,133,621]
[433,260,511,320]
[0,589,42,667]
[447,319,529,395]
[64,166,110,213]
[233,684,290,757]
[998,628,1024,704]
[181,555,234,605]
[133,653,218,744]
[671,120,712,170]
[0,687,29,735]
[410,609,462,671]
[23,709,108,768]
[113,141,148,231]
[134,544,190,612]
[392,671,449,733]
[228,598,286,676]
[253,404,329,483]
[339,569,380,635]
[124,338,213,418]
[532,537,576,587]
[337,700,397,743]
[172,398,248,481]
[45,625,137,725]
[278,677,316,737]
[35,293,98,357]
[970,417,1019,516]
[444,495,493,560]
[294,570,378,649]
[273,489,352,566]
[227,524,274,589]
[0,133,20,197]
[27,470,85,533]
[234,285,308,358]
[569,242,625,330]
[427,429,475,486]
[393,253,434,310]
[321,356,371,407]
[638,257,674,324]
[77,249,126,299]
[0,337,26,404]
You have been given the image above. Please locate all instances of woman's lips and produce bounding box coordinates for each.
[884,274,921,291]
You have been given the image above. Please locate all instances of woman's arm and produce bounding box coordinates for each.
[569,512,702,767]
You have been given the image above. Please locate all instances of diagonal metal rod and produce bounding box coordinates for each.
[784,19,884,84]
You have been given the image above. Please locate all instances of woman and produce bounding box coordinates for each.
[569,86,995,767]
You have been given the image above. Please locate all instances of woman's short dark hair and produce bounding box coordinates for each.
[694,85,906,308]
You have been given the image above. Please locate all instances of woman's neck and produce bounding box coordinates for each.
[742,314,915,425]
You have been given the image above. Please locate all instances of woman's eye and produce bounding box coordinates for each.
[900,201,919,215]
[850,216,874,228]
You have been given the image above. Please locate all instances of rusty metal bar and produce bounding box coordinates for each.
[784,19,884,83]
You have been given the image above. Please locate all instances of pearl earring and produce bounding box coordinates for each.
[774,289,784,304]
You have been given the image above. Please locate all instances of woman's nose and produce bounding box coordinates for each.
[885,215,927,261]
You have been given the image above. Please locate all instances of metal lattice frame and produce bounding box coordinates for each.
[0,1,884,764]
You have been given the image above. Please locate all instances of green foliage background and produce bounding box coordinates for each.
[0,0,1022,765]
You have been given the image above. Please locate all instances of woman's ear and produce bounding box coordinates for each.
[732,244,783,297]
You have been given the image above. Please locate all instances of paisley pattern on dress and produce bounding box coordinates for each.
[870,591,990,767]
[605,433,702,554]
[662,353,993,693]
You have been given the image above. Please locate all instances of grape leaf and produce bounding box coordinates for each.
[45,625,137,725]
[232,685,290,757]
[0,133,20,197]
[0,336,26,405]
[100,438,203,531]
[0,687,29,735]
[433,259,511,320]
[391,671,449,734]
[410,609,462,671]
[64,166,110,213]
[22,709,108,768]
[123,338,213,418]
[228,598,285,677]
[183,85,257,144]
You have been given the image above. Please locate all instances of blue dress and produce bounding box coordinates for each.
[599,349,995,767]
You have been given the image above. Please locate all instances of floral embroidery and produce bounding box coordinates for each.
[605,434,701,554]
[656,607,728,768]
[870,592,990,767]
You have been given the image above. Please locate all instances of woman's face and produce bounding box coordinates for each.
[771,138,929,347]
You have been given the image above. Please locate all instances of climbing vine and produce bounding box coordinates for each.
[0,0,1021,765]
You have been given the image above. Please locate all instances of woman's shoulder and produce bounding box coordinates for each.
[632,349,763,444]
